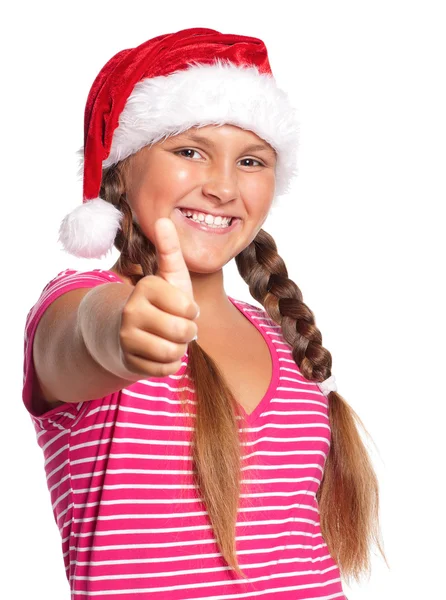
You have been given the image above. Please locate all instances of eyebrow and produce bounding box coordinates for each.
[173,133,277,157]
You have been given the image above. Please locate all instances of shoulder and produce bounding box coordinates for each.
[229,296,279,329]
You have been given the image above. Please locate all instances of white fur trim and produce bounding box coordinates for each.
[77,59,299,197]
[58,198,123,259]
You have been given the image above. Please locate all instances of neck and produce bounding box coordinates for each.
[189,269,233,318]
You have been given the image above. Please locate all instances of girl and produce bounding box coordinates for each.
[23,27,387,599]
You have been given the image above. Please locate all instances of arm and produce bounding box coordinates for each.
[33,282,140,405]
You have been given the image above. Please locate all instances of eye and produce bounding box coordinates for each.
[239,158,263,167]
[174,148,264,167]
[175,148,203,160]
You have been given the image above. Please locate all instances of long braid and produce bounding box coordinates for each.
[236,228,388,585]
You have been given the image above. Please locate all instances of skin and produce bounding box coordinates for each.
[110,123,277,323]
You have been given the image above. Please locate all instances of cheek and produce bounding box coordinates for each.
[172,164,201,187]
[244,184,274,217]
[131,170,183,213]
[243,171,275,198]
[149,164,197,199]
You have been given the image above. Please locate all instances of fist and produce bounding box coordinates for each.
[116,218,200,379]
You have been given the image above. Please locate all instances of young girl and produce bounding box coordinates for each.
[23,27,387,599]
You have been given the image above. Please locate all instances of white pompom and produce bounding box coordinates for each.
[58,198,123,259]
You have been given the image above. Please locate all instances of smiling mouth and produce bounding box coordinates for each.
[175,207,240,233]
[178,207,236,223]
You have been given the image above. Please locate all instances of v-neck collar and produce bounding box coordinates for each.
[91,270,281,427]
[227,296,280,427]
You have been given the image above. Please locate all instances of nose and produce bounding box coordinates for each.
[201,161,240,204]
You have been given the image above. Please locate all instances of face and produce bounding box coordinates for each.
[121,124,277,273]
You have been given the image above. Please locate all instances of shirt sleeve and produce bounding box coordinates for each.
[22,268,125,428]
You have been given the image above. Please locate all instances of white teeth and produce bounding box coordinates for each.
[179,208,232,228]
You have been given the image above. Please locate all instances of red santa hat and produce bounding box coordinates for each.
[58,27,299,259]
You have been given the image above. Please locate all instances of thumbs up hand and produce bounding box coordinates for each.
[114,218,200,379]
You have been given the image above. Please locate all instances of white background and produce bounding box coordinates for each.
[1,1,445,598]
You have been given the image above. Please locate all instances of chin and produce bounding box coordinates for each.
[183,251,235,273]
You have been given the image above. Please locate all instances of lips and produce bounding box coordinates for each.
[174,207,241,235]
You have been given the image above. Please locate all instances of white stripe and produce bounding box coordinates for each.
[70,450,326,466]
[42,428,69,452]
[70,435,330,453]
[71,438,190,452]
[46,458,69,480]
[52,488,70,510]
[72,490,316,510]
[70,543,330,566]
[44,443,69,467]
[70,524,323,540]
[49,472,70,493]
[69,559,339,582]
[71,477,319,496]
[83,499,316,516]
[69,538,329,554]
[57,502,74,523]
[71,418,328,439]
[270,398,327,407]
[59,518,73,533]
[260,410,327,417]
[70,462,323,477]
[240,422,330,434]
[70,502,319,524]
[68,570,343,597]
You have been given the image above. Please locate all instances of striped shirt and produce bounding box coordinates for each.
[22,268,347,599]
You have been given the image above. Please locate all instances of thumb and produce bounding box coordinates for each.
[153,217,195,301]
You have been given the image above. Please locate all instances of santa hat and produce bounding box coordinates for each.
[58,27,299,259]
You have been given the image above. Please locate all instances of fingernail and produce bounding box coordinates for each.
[195,305,200,318]
[192,334,198,341]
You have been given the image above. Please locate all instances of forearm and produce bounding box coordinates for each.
[77,282,137,381]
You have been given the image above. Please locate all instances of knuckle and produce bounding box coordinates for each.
[157,362,175,377]
[161,341,182,363]
[119,350,137,374]
[121,303,136,322]
[118,326,132,348]
[177,294,191,315]
[175,319,191,341]
[167,359,183,376]
[136,275,156,296]
[139,274,156,286]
